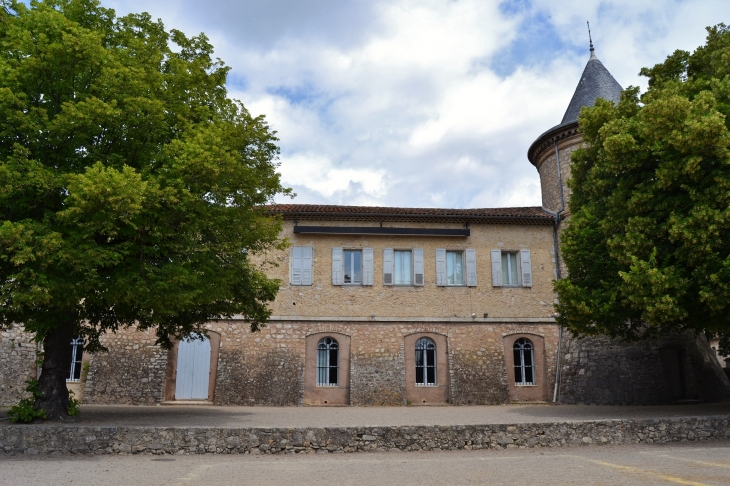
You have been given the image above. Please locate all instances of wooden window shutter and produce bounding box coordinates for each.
[301,246,313,286]
[520,249,532,287]
[332,247,343,285]
[413,248,424,286]
[465,249,477,287]
[382,248,394,286]
[291,246,302,285]
[491,249,503,287]
[435,249,447,286]
[363,248,374,286]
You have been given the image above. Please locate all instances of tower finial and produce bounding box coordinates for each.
[587,21,596,59]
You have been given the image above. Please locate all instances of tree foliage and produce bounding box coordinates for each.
[555,25,730,353]
[0,0,290,417]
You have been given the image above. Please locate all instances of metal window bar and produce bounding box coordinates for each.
[67,336,84,382]
[513,338,534,385]
[316,337,339,386]
[415,337,437,386]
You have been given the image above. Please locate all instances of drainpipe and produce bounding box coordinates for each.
[550,139,566,403]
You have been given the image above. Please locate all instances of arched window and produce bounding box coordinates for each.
[67,336,84,382]
[513,338,534,385]
[415,337,437,386]
[317,337,339,386]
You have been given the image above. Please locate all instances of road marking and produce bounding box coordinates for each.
[576,457,708,486]
[638,453,730,470]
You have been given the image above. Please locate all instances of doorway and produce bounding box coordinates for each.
[175,334,211,400]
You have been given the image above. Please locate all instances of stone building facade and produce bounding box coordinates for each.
[2,45,729,407]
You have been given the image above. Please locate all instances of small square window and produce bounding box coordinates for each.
[394,250,412,285]
[343,249,362,284]
[501,252,520,286]
[446,251,464,286]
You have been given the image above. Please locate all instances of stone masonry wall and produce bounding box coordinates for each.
[2,416,729,455]
[558,332,730,405]
[77,320,559,406]
[268,221,557,320]
[0,325,37,405]
[535,134,581,215]
[83,328,168,405]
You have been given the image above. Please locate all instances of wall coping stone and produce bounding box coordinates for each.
[231,316,557,323]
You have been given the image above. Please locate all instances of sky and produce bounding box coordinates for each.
[99,0,730,209]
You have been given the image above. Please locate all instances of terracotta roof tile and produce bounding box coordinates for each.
[266,204,555,225]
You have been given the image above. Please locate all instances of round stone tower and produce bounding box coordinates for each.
[527,45,623,217]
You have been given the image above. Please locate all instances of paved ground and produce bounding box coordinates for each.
[2,440,729,485]
[2,402,729,428]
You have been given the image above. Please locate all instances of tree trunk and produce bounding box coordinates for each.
[35,322,74,420]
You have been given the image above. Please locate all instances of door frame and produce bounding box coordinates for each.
[164,330,221,402]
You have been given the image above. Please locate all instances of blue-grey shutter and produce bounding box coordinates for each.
[332,247,343,285]
[363,248,374,286]
[291,246,302,285]
[301,246,313,286]
[520,249,532,287]
[413,248,424,286]
[383,248,394,285]
[465,249,477,287]
[436,249,447,286]
[491,249,502,287]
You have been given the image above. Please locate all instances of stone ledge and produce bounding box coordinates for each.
[1,416,728,455]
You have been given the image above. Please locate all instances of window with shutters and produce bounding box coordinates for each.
[316,337,339,386]
[513,338,535,385]
[415,337,437,386]
[446,250,464,286]
[492,249,532,288]
[343,249,362,285]
[67,336,83,382]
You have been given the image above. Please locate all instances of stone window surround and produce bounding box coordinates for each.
[404,331,449,404]
[502,332,548,402]
[304,331,351,405]
[163,330,222,403]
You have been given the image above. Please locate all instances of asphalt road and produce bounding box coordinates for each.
[2,440,729,485]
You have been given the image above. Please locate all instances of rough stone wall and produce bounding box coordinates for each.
[0,326,37,405]
[268,221,557,320]
[83,328,167,405]
[3,416,729,455]
[209,321,557,407]
[558,332,730,405]
[77,320,558,406]
[535,134,581,215]
[350,349,406,406]
[216,347,303,406]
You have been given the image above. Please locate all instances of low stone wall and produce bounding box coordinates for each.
[1,416,728,455]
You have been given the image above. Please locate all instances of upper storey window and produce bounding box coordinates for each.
[436,249,477,287]
[332,247,374,286]
[491,249,532,287]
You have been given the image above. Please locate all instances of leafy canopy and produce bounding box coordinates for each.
[0,0,291,350]
[555,25,730,351]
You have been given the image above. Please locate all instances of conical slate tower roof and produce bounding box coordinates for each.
[560,51,622,124]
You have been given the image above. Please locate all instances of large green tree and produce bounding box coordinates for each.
[0,0,290,419]
[555,25,730,352]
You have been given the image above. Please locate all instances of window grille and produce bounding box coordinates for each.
[513,338,535,385]
[415,337,437,386]
[67,336,84,382]
[316,337,339,386]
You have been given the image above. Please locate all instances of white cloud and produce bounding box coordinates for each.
[104,0,730,209]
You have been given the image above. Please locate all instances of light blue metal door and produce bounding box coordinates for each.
[175,334,211,400]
